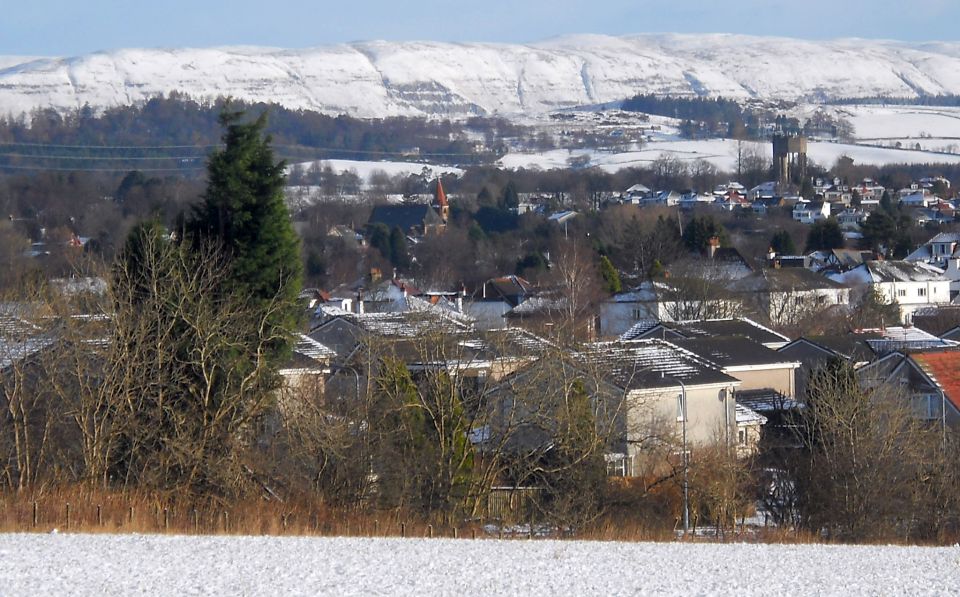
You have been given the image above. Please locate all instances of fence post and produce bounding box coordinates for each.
[374,519,379,536]
[32,502,37,528]
[128,506,134,526]
[400,522,406,538]
[471,528,476,540]
[223,510,229,533]
[163,508,169,531]
[427,524,433,538]
[65,503,70,530]
[97,504,102,527]
[453,527,458,539]
[193,509,199,533]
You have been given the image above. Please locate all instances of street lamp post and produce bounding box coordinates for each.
[662,373,689,536]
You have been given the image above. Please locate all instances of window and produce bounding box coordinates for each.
[918,288,927,297]
[898,289,907,298]
[605,454,631,477]
[631,308,644,320]
[919,393,940,420]
[738,429,747,445]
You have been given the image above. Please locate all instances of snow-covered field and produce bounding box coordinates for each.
[839,105,960,141]
[499,139,960,174]
[287,159,463,184]
[0,533,955,595]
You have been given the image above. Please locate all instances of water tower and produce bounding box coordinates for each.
[772,134,807,186]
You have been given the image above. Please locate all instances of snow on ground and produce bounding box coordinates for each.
[837,105,960,140]
[499,139,960,174]
[287,159,464,186]
[0,533,956,595]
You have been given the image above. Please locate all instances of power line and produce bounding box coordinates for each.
[0,153,207,161]
[0,163,206,172]
[0,141,222,150]
[0,140,496,158]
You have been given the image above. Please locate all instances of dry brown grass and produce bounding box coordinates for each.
[0,486,492,540]
[2,485,937,546]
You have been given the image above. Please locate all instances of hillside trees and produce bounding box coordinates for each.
[682,215,727,254]
[787,361,953,541]
[60,108,306,496]
[804,218,844,252]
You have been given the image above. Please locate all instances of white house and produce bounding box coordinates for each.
[906,232,960,299]
[829,260,950,324]
[599,280,739,337]
[792,201,831,224]
[728,268,851,327]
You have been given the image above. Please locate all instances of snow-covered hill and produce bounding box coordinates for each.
[4,34,960,119]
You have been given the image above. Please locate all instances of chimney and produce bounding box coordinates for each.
[707,236,720,259]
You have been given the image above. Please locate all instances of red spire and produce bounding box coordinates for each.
[435,178,448,207]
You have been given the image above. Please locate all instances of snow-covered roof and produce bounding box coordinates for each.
[608,280,676,303]
[577,339,738,389]
[831,260,945,285]
[735,403,768,426]
[293,334,337,362]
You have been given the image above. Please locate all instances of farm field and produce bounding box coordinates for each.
[0,533,954,595]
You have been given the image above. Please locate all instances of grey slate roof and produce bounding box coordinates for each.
[619,317,791,347]
[368,204,442,233]
[728,268,848,293]
[577,339,739,390]
[672,337,798,368]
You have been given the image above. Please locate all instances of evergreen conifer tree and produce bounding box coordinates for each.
[599,255,622,294]
[190,108,303,361]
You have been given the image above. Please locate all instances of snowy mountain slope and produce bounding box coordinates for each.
[5,34,960,119]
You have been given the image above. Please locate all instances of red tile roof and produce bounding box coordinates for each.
[912,351,960,411]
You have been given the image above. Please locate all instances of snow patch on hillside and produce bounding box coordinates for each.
[7,35,960,119]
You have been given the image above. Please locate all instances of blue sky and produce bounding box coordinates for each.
[3,0,956,56]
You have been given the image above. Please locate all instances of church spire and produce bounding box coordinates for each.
[434,177,449,222]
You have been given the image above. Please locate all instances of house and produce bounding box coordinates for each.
[808,248,875,274]
[900,191,933,209]
[728,268,851,327]
[367,203,445,237]
[858,348,960,428]
[624,184,652,202]
[578,339,744,471]
[679,193,716,210]
[464,276,535,330]
[696,238,754,280]
[621,317,792,350]
[275,334,337,416]
[309,309,474,361]
[599,280,739,337]
[906,232,960,297]
[481,338,745,477]
[829,260,950,324]
[670,336,801,402]
[777,336,874,402]
[836,208,868,231]
[735,405,768,457]
[792,201,831,224]
[751,197,786,216]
